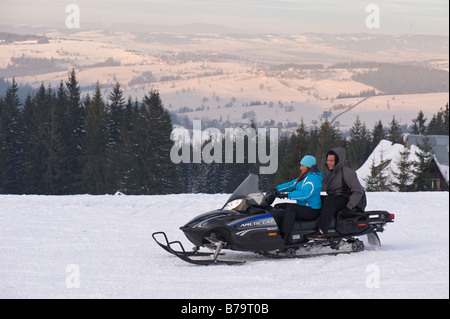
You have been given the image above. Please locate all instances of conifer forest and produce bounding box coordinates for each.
[0,70,448,195]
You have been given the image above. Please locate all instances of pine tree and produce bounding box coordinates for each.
[371,120,385,151]
[347,116,372,170]
[427,104,449,135]
[108,82,125,147]
[411,111,427,135]
[144,90,182,194]
[37,84,53,189]
[44,85,65,194]
[63,69,85,193]
[53,81,70,193]
[105,82,126,193]
[128,90,181,194]
[392,147,413,191]
[363,151,392,192]
[34,84,55,194]
[115,97,138,193]
[412,134,434,191]
[83,83,107,194]
[0,79,22,193]
[15,83,64,194]
[388,116,403,144]
[316,119,343,167]
[444,103,449,133]
[20,83,54,194]
[364,157,380,192]
[20,93,40,193]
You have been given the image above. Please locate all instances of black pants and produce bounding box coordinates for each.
[316,195,348,235]
[280,203,320,237]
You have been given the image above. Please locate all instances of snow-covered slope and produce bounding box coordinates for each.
[0,192,448,299]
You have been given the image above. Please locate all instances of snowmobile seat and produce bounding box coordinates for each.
[272,203,335,231]
[292,217,335,231]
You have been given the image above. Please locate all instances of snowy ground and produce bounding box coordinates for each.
[0,192,448,299]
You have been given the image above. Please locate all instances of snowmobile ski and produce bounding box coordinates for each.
[152,232,214,257]
[152,231,244,265]
[171,251,245,266]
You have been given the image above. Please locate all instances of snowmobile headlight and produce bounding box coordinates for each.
[223,199,243,212]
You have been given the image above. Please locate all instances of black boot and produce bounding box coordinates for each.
[308,230,326,241]
[282,233,292,245]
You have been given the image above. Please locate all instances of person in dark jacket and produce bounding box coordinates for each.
[275,155,323,244]
[308,147,365,240]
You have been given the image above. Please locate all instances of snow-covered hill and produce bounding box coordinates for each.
[0,192,448,299]
[1,29,448,130]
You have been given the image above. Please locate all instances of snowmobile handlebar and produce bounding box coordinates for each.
[264,189,287,205]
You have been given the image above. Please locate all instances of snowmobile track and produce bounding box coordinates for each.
[153,232,366,265]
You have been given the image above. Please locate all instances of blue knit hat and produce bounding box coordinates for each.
[300,155,316,168]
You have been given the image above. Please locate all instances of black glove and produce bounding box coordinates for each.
[277,192,288,199]
[264,189,278,205]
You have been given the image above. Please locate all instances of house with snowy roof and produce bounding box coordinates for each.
[406,134,449,190]
[357,135,449,191]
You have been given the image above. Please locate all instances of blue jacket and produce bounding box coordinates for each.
[276,172,323,209]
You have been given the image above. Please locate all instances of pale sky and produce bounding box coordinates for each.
[0,0,448,35]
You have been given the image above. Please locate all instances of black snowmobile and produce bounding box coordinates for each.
[153,174,394,265]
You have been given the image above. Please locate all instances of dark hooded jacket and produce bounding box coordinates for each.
[323,147,364,210]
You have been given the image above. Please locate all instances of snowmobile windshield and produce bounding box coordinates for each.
[222,174,265,212]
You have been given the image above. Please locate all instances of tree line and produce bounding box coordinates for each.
[352,63,449,94]
[178,104,448,193]
[0,70,448,195]
[0,70,180,195]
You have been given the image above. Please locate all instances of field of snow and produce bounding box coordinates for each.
[0,191,448,299]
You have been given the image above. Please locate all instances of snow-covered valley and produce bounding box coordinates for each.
[1,30,448,131]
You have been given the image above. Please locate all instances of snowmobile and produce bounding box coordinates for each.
[153,174,394,265]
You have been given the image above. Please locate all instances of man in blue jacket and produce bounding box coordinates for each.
[275,155,323,244]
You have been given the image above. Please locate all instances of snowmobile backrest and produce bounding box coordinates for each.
[341,171,367,212]
[354,192,367,212]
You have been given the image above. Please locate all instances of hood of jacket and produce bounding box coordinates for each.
[327,147,346,171]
